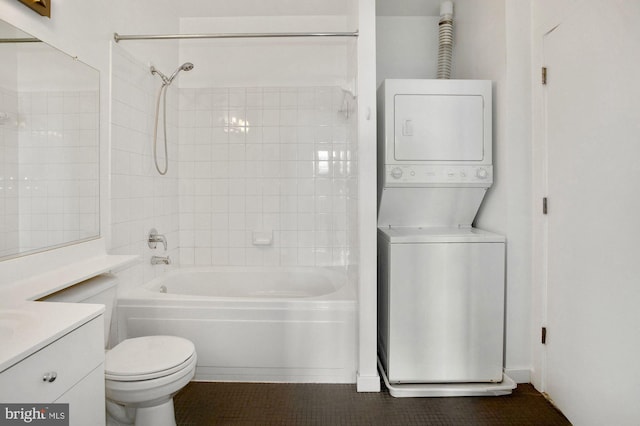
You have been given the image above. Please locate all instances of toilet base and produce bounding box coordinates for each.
[106,399,176,426]
[135,399,176,426]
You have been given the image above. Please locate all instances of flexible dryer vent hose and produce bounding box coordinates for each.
[437,1,454,79]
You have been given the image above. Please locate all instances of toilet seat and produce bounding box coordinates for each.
[106,335,196,382]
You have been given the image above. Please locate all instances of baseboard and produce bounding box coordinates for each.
[504,368,531,384]
[357,373,381,392]
[194,366,356,384]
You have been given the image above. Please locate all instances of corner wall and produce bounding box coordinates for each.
[109,44,180,294]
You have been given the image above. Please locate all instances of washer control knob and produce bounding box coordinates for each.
[390,167,403,179]
[476,168,489,179]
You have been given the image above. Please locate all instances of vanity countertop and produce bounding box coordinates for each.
[0,254,138,373]
[0,301,104,373]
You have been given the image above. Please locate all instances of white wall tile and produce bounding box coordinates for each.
[176,85,357,267]
[109,45,180,283]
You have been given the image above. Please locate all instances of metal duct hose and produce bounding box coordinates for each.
[437,1,454,79]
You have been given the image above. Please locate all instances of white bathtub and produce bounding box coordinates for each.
[116,266,357,383]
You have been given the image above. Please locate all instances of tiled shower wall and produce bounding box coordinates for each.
[110,45,180,291]
[178,87,358,267]
[0,87,19,258]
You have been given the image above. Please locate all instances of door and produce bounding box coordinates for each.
[542,1,640,424]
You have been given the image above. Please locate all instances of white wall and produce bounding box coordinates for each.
[375,0,533,382]
[376,16,439,86]
[179,16,352,88]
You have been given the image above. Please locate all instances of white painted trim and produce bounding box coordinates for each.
[357,373,381,392]
[356,0,380,392]
[504,368,531,384]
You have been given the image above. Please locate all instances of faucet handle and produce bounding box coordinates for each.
[148,228,167,251]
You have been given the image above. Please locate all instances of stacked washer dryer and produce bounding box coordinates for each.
[376,79,515,397]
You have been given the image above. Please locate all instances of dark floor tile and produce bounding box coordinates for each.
[174,382,570,426]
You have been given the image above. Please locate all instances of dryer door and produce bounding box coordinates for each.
[394,94,485,161]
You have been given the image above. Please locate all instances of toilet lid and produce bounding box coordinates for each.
[105,336,195,381]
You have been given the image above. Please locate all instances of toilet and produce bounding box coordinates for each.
[43,274,196,426]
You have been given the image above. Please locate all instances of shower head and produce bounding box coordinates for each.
[168,62,194,84]
[151,62,194,86]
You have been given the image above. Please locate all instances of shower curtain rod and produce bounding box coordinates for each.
[113,31,358,42]
[0,38,41,43]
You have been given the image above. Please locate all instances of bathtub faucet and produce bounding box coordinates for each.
[151,255,171,265]
[148,228,167,251]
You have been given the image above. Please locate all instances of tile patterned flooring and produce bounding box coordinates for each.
[174,382,570,425]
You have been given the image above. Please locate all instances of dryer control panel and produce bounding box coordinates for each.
[384,165,493,187]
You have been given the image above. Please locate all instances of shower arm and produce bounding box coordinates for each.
[114,31,358,42]
[150,66,170,85]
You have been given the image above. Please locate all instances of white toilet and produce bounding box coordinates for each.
[44,274,196,426]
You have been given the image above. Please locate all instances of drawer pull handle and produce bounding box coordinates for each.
[43,372,57,383]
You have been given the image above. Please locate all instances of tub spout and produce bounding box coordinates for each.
[151,255,171,265]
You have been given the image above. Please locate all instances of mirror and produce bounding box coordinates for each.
[0,19,99,260]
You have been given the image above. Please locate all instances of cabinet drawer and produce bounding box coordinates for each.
[0,315,104,403]
[56,364,105,426]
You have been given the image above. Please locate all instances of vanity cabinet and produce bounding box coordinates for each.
[0,315,105,426]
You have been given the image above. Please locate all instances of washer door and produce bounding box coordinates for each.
[384,241,505,383]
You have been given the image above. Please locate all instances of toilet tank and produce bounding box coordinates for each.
[42,274,118,348]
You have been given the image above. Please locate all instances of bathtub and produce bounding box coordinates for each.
[116,266,357,383]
